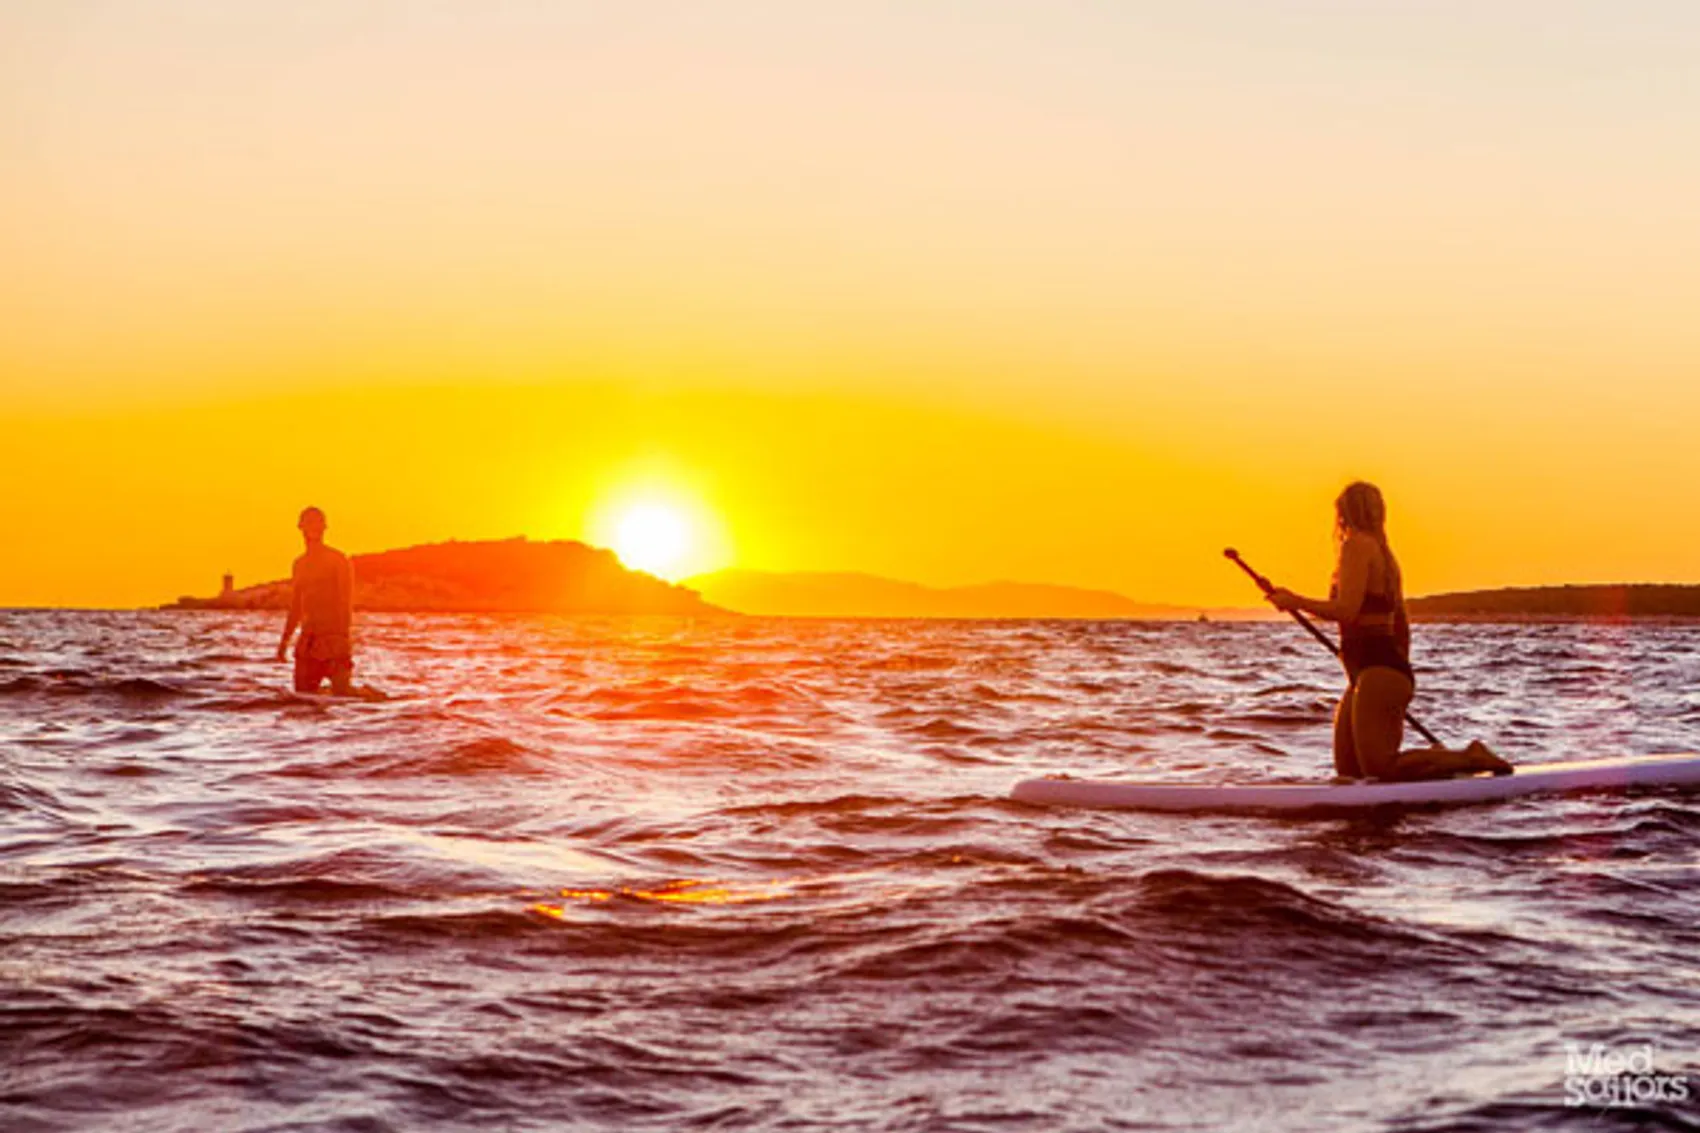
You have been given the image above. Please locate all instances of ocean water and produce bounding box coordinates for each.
[3,610,1699,1132]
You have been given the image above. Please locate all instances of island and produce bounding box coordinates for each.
[1409,584,1700,621]
[165,538,727,616]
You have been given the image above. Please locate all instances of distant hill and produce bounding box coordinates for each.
[166,538,725,616]
[1409,584,1700,621]
[685,569,1254,620]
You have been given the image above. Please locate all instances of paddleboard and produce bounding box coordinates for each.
[1012,753,1700,814]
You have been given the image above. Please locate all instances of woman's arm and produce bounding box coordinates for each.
[1268,537,1372,623]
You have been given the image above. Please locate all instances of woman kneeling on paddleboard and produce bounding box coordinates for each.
[1268,482,1508,781]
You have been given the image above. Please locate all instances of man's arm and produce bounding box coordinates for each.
[276,565,303,662]
[339,556,354,630]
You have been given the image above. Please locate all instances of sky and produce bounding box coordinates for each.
[5,1,1700,607]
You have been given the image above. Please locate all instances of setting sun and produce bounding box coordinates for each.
[612,503,690,579]
[581,460,733,585]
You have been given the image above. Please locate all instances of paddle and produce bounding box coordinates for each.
[1224,547,1442,747]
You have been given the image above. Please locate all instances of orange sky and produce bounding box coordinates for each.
[6,3,1700,608]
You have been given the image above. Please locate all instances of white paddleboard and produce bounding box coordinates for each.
[1012,753,1700,814]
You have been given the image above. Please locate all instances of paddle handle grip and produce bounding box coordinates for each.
[1223,548,1442,748]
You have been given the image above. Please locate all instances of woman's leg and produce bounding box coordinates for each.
[1333,687,1363,779]
[1350,667,1415,780]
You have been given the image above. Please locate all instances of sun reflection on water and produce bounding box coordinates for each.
[530,877,795,919]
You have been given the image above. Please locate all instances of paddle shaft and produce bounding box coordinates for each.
[1224,548,1442,747]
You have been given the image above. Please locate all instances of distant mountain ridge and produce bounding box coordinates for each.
[163,545,1700,621]
[166,538,724,616]
[685,569,1257,620]
[1409,583,1700,620]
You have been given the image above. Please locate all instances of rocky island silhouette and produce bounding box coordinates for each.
[1408,584,1700,621]
[166,538,725,617]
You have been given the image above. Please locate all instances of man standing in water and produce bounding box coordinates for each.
[276,506,355,695]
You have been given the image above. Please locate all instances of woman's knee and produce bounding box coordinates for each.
[1333,692,1362,778]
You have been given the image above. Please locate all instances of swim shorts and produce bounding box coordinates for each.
[294,632,354,693]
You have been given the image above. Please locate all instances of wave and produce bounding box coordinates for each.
[1399,816,1700,861]
[1122,868,1452,966]
[0,775,71,815]
[361,906,557,943]
[185,651,252,667]
[267,734,550,780]
[180,872,417,903]
[0,673,194,702]
[1389,1097,1689,1132]
[411,736,548,777]
[569,678,827,723]
[1228,708,1333,728]
[857,651,960,672]
[195,691,337,713]
[907,717,987,742]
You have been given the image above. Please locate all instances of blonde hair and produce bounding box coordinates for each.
[1335,481,1401,598]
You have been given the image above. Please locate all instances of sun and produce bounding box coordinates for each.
[582,464,732,581]
[612,503,691,579]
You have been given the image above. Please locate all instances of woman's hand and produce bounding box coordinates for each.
[1267,587,1302,613]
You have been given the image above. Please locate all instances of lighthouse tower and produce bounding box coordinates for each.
[221,572,235,598]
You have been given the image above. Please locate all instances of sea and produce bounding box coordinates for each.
[3,610,1698,1132]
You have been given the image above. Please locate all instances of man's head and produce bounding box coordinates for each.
[298,506,328,544]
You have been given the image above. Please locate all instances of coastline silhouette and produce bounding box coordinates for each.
[173,538,724,617]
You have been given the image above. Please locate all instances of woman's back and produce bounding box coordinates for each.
[1337,532,1410,678]
[1344,532,1399,618]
